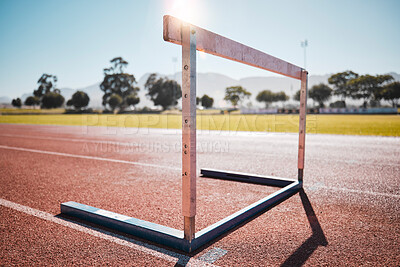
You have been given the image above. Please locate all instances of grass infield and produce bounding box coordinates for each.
[0,114,399,136]
[0,108,65,114]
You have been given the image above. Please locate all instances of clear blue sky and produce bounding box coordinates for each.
[0,0,399,98]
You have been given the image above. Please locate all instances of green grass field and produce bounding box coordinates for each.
[0,108,66,114]
[0,114,399,136]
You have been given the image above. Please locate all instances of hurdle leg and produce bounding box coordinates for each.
[181,23,197,241]
[298,70,308,181]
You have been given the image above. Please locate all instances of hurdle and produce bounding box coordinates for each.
[61,15,308,253]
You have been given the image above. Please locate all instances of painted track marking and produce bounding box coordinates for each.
[306,184,400,199]
[198,248,228,263]
[0,145,180,171]
[0,198,214,267]
[1,133,398,167]
[0,144,398,199]
[0,133,140,147]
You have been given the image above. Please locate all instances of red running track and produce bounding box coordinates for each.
[0,123,399,266]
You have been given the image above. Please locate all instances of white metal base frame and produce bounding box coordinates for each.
[61,15,308,253]
[61,175,301,252]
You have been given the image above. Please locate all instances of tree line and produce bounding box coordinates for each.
[222,86,289,108]
[12,60,399,110]
[222,71,400,109]
[12,73,89,110]
[12,57,215,112]
[298,71,399,108]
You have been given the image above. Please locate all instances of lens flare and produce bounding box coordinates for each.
[164,0,202,23]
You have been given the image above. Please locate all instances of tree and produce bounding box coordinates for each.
[33,74,58,98]
[145,73,182,110]
[24,96,40,106]
[382,81,400,108]
[275,91,289,107]
[224,86,251,107]
[196,97,201,106]
[67,91,90,110]
[41,92,65,109]
[201,94,214,108]
[348,74,393,108]
[256,90,276,108]
[126,94,140,107]
[293,90,301,102]
[329,101,346,108]
[374,75,395,100]
[32,73,64,108]
[309,83,332,108]
[108,94,123,111]
[100,57,140,111]
[328,71,359,107]
[257,90,288,108]
[11,98,22,108]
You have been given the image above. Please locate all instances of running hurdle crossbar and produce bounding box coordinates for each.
[61,15,308,253]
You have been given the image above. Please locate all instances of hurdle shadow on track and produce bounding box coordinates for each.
[281,189,328,267]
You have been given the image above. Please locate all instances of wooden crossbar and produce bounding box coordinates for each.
[163,15,303,80]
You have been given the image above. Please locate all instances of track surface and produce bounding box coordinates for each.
[0,123,399,266]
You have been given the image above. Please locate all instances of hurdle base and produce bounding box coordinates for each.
[200,168,296,187]
[61,170,301,253]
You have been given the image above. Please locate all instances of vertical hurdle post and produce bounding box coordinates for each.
[298,69,308,181]
[181,23,197,241]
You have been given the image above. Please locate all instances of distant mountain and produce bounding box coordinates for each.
[388,72,400,81]
[20,93,31,102]
[10,72,400,109]
[0,96,11,104]
[52,88,75,106]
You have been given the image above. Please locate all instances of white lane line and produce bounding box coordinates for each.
[198,248,228,263]
[0,145,398,199]
[0,145,180,171]
[2,133,398,167]
[307,185,400,199]
[0,198,214,267]
[0,133,139,147]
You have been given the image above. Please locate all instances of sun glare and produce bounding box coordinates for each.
[165,0,202,24]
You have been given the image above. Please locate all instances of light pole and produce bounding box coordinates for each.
[301,39,308,69]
